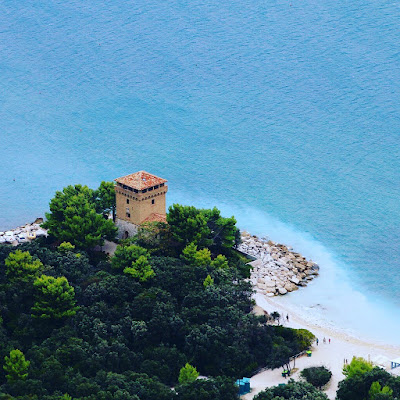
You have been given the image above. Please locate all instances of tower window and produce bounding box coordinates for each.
[152,199,155,205]
[126,212,131,218]
[126,199,130,204]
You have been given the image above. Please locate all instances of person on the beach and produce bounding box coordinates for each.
[323,337,326,344]
[329,338,331,344]
[286,314,289,322]
[316,338,319,346]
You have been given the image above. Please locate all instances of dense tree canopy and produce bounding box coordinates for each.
[337,365,400,400]
[4,250,43,282]
[43,184,117,249]
[3,349,30,383]
[343,356,373,379]
[254,379,329,400]
[167,205,240,253]
[32,275,78,320]
[0,199,316,399]
[112,244,149,271]
[95,181,116,221]
[300,366,332,389]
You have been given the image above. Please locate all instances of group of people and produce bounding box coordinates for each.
[316,337,331,345]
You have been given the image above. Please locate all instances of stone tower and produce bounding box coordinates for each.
[114,171,168,238]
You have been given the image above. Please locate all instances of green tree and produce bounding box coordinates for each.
[343,357,373,379]
[59,395,73,400]
[178,363,199,384]
[203,275,214,287]
[336,366,395,400]
[4,250,43,281]
[180,243,211,267]
[58,242,76,253]
[300,366,332,389]
[295,329,316,349]
[211,254,229,269]
[3,349,30,383]
[202,207,239,251]
[167,205,212,249]
[254,379,328,400]
[112,244,150,270]
[181,243,198,264]
[368,381,393,400]
[176,376,238,400]
[43,184,117,249]
[136,221,172,253]
[193,248,212,267]
[95,181,116,221]
[124,256,155,282]
[32,275,78,319]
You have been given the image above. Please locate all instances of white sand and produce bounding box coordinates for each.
[242,292,400,400]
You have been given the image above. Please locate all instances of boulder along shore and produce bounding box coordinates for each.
[237,231,320,296]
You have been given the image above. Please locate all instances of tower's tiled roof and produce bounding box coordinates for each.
[141,213,167,224]
[115,171,167,190]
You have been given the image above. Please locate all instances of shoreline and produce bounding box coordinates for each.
[0,218,47,245]
[239,230,400,346]
[240,230,400,399]
[246,292,400,399]
[238,231,320,296]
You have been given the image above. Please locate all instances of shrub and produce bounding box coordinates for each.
[301,366,332,389]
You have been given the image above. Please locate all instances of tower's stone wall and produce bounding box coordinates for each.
[115,218,139,239]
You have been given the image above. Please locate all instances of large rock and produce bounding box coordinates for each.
[290,276,300,285]
[278,287,287,295]
[248,259,262,269]
[285,282,298,292]
[265,279,276,288]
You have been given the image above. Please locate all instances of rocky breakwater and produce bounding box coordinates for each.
[237,232,320,296]
[0,218,47,245]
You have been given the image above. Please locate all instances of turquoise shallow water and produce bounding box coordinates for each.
[1,1,400,342]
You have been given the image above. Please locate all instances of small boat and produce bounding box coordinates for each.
[27,231,36,240]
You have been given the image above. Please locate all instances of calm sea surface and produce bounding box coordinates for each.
[1,1,400,342]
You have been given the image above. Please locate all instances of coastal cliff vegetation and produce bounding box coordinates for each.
[0,184,317,399]
[16,185,400,398]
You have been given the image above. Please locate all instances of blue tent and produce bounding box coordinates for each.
[235,377,251,395]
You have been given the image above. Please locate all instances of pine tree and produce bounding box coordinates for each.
[3,349,30,382]
[112,244,149,270]
[203,275,214,287]
[124,256,155,282]
[5,250,43,281]
[43,184,117,249]
[32,275,78,320]
[178,363,199,384]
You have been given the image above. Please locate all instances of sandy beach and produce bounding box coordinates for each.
[243,292,400,399]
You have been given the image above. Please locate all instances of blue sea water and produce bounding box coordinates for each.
[1,1,400,343]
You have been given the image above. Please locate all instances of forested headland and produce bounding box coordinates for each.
[0,183,315,399]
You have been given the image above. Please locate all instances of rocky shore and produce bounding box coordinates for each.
[237,232,320,296]
[0,218,47,245]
